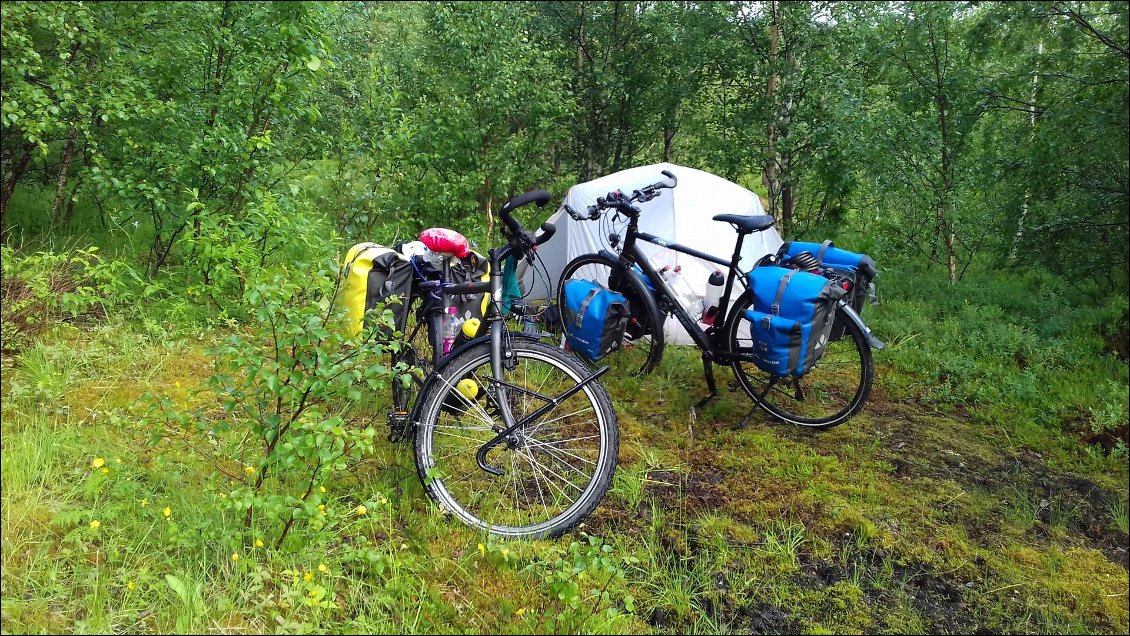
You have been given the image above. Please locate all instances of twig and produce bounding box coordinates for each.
[982,582,1025,595]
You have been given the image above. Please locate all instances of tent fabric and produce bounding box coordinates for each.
[526,162,784,344]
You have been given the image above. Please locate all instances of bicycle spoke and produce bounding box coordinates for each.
[521,445,553,522]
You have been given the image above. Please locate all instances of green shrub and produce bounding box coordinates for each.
[144,262,404,552]
[0,244,142,353]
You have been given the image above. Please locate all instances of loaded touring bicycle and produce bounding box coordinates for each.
[556,171,885,429]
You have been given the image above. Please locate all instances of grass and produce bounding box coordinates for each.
[1,238,1128,633]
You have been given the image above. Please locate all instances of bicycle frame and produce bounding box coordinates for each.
[408,240,610,475]
[613,217,753,365]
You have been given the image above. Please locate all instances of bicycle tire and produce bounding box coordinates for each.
[556,253,665,376]
[724,290,873,429]
[413,339,619,539]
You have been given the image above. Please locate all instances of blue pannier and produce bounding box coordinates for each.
[562,279,630,362]
[778,240,876,280]
[778,240,876,341]
[744,266,845,376]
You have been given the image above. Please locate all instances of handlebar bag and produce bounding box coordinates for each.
[562,279,630,362]
[447,250,492,323]
[778,240,877,341]
[342,243,414,339]
[744,266,845,376]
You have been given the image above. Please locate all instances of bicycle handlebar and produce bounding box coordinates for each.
[496,189,556,261]
[577,170,679,220]
[500,189,550,235]
[534,222,556,246]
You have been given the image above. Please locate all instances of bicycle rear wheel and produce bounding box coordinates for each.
[556,253,664,376]
[724,291,873,429]
[413,339,618,539]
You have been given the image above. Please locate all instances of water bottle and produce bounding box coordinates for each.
[663,265,698,312]
[442,306,459,355]
[700,270,725,325]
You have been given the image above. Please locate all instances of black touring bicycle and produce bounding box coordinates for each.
[556,171,885,429]
[371,191,619,539]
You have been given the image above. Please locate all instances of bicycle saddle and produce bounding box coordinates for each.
[419,227,470,258]
[712,214,776,234]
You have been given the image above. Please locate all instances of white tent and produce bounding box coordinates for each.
[525,162,783,344]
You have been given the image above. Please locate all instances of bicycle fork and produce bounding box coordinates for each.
[474,321,611,476]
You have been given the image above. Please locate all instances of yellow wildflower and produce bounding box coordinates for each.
[515,607,526,617]
[317,504,325,514]
[163,507,172,518]
[255,538,264,548]
[318,563,329,573]
[319,486,326,493]
[379,496,388,505]
[127,581,135,591]
[101,467,110,474]
[308,589,319,597]
[231,553,240,561]
[502,548,510,559]
[354,504,367,516]
[91,457,105,469]
[303,571,313,582]
[244,466,255,475]
[477,543,485,556]
[89,520,101,529]
[175,381,181,388]
[140,498,148,507]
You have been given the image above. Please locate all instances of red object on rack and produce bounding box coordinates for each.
[419,228,471,258]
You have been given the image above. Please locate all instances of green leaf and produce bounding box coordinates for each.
[306,56,321,71]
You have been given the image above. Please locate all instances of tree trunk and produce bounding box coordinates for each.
[929,23,958,284]
[63,176,82,231]
[51,126,79,227]
[1010,40,1042,262]
[480,131,494,238]
[1,145,34,227]
[763,0,782,222]
[484,175,494,239]
[946,225,957,283]
[782,180,794,232]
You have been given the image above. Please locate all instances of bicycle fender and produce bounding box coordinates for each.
[837,299,885,350]
[597,249,665,332]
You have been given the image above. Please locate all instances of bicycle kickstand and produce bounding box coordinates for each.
[695,353,717,409]
[735,406,757,429]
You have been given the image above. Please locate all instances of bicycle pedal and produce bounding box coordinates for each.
[386,411,411,442]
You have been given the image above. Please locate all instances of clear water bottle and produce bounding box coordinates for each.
[663,265,698,312]
[442,306,460,355]
[700,270,725,325]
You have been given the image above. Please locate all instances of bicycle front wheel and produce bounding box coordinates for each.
[413,339,619,539]
[724,291,873,429]
[557,253,664,376]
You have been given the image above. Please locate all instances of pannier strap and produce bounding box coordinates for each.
[816,240,833,264]
[343,242,382,276]
[575,287,600,327]
[771,270,796,316]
